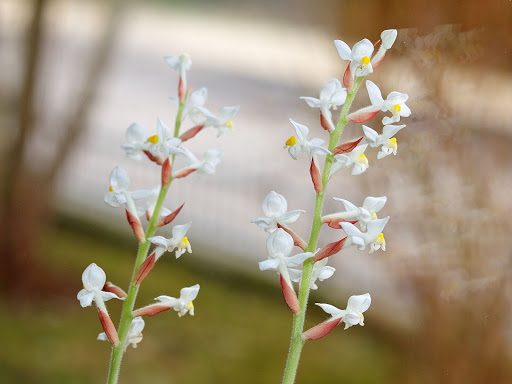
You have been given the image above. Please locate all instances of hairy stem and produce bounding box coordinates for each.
[281,77,363,384]
[106,99,186,384]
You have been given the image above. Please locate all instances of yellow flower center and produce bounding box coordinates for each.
[371,211,378,220]
[108,185,114,192]
[285,136,297,147]
[386,137,398,151]
[361,56,371,65]
[179,236,190,249]
[356,153,368,166]
[392,104,401,114]
[225,119,234,129]
[147,134,159,144]
[375,232,386,245]
[186,301,195,311]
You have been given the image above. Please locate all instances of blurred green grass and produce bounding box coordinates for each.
[0,219,397,383]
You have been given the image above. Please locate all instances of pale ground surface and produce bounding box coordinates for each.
[1,0,512,329]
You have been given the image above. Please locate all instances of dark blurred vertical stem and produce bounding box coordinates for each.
[44,0,124,183]
[0,0,46,292]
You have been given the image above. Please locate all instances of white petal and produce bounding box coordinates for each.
[333,198,358,213]
[109,166,130,191]
[366,217,390,239]
[340,222,364,238]
[101,291,123,302]
[77,289,95,307]
[362,196,387,213]
[334,40,352,60]
[317,266,336,281]
[172,223,192,242]
[366,80,384,107]
[266,228,294,257]
[382,124,405,139]
[259,258,281,271]
[285,252,313,267]
[82,263,106,292]
[278,210,305,225]
[262,191,288,217]
[148,236,170,248]
[316,303,344,318]
[97,332,108,341]
[351,39,374,61]
[289,119,309,142]
[300,96,321,108]
[346,293,371,313]
[381,29,397,49]
[362,125,379,146]
[180,284,200,302]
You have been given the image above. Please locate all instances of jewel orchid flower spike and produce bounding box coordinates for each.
[252,29,411,384]
[78,53,239,384]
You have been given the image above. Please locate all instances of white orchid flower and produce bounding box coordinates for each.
[362,124,405,159]
[104,166,157,217]
[335,38,375,77]
[164,53,192,95]
[77,263,122,308]
[121,119,183,161]
[155,284,200,317]
[330,144,369,176]
[327,196,387,230]
[177,148,223,176]
[289,259,335,290]
[316,293,371,330]
[196,105,240,136]
[371,29,398,67]
[98,317,145,350]
[259,229,313,285]
[365,80,411,125]
[251,191,305,232]
[300,79,347,131]
[184,87,208,124]
[341,216,390,253]
[285,119,331,160]
[148,222,192,259]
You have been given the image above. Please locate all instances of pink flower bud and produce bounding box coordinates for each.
[332,136,364,155]
[314,237,347,262]
[342,63,353,89]
[158,203,185,227]
[180,124,204,142]
[302,318,342,341]
[97,308,119,346]
[161,158,172,185]
[320,113,333,132]
[277,224,307,250]
[310,158,322,194]
[348,109,379,123]
[133,303,172,317]
[125,209,145,241]
[174,167,196,179]
[280,274,300,314]
[103,281,127,299]
[143,150,164,165]
[134,253,157,285]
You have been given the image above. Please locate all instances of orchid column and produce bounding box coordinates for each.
[252,30,411,383]
[76,53,239,384]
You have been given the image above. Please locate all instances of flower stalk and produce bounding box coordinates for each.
[106,99,185,384]
[281,78,363,384]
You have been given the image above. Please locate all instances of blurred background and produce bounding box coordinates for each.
[1,0,511,382]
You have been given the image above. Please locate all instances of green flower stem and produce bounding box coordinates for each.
[106,99,186,384]
[281,77,364,384]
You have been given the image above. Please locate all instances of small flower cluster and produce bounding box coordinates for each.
[76,54,238,378]
[253,29,411,371]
